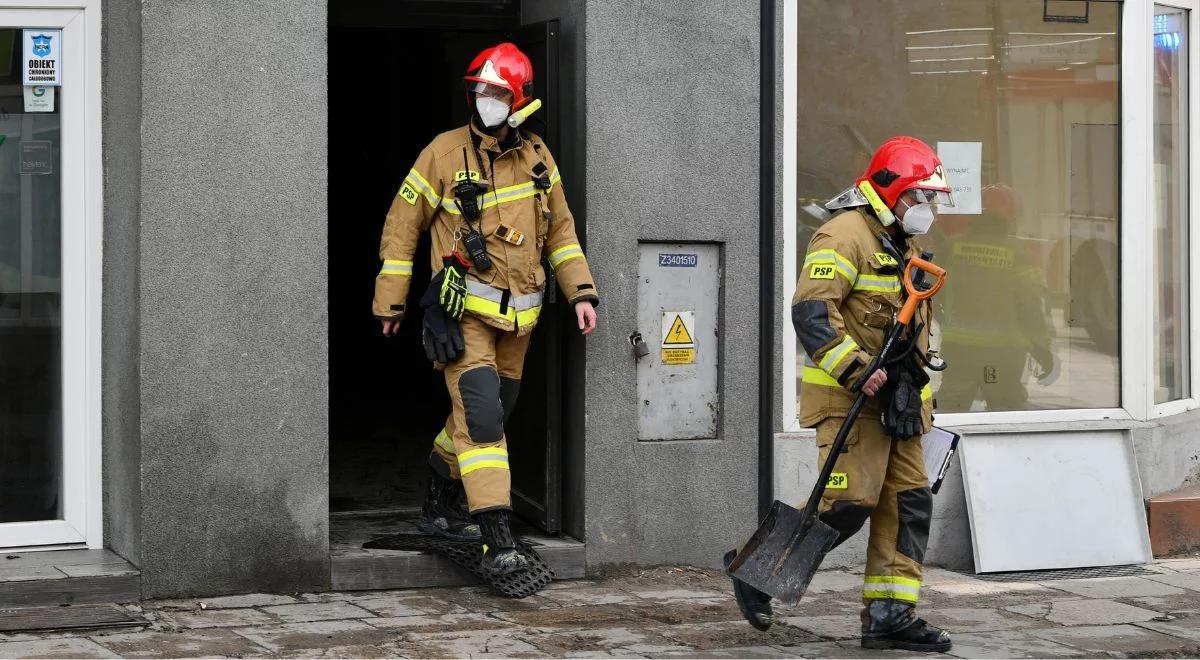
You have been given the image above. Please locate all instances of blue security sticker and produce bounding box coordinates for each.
[658,253,698,267]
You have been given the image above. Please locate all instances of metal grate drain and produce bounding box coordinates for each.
[962,564,1160,582]
[0,604,143,633]
[364,533,555,598]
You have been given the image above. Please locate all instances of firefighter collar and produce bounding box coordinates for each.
[469,119,522,153]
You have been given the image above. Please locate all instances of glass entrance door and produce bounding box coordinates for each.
[0,7,98,548]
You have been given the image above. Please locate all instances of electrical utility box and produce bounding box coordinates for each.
[636,243,722,441]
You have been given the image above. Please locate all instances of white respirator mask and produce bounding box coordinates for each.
[475,96,511,127]
[899,203,936,235]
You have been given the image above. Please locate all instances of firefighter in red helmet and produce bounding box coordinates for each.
[373,42,599,578]
[728,137,953,652]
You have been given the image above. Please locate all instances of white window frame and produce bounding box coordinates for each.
[1144,0,1200,418]
[0,0,103,549]
[782,0,1197,430]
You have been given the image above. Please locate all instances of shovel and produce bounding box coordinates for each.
[728,256,946,606]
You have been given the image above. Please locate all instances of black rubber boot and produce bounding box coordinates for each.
[724,549,773,631]
[475,509,529,577]
[861,599,952,652]
[415,469,481,541]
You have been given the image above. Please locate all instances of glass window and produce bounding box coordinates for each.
[0,28,63,522]
[795,0,1121,414]
[1153,5,1190,404]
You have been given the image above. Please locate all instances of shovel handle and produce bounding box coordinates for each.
[898,257,946,324]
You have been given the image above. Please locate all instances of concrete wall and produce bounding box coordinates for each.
[582,1,761,568]
[1133,408,1200,497]
[135,0,329,597]
[101,0,143,567]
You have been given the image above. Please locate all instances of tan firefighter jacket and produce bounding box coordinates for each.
[792,208,934,429]
[373,123,598,335]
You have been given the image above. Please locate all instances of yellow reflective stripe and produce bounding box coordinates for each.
[864,589,919,603]
[433,428,454,454]
[864,576,921,602]
[802,365,842,388]
[804,366,932,402]
[549,243,585,268]
[463,295,543,326]
[439,182,539,216]
[819,336,858,374]
[853,275,901,293]
[550,167,561,189]
[803,249,858,283]
[458,445,510,476]
[380,259,413,276]
[461,459,510,475]
[516,306,542,327]
[459,446,509,462]
[865,575,922,588]
[405,169,442,208]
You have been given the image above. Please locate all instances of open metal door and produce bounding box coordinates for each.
[506,20,564,533]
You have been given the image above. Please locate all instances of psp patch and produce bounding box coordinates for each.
[399,184,419,206]
[873,252,899,267]
[454,170,481,183]
[826,472,849,489]
[810,263,837,280]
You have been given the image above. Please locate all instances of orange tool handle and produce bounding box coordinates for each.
[898,257,947,324]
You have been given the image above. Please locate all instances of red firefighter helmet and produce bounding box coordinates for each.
[464,42,535,111]
[857,136,953,209]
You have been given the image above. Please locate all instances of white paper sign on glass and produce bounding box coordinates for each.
[936,141,982,215]
[22,29,62,87]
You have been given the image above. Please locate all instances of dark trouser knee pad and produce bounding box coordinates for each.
[458,366,505,444]
[896,487,933,563]
[820,501,874,550]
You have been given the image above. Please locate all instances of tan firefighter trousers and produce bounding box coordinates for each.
[801,415,933,608]
[428,314,532,513]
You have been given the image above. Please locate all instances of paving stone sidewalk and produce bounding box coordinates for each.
[5,557,1200,658]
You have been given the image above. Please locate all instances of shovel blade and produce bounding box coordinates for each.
[729,500,841,606]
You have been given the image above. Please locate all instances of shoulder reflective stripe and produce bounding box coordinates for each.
[921,383,932,402]
[549,243,584,268]
[434,428,455,454]
[380,259,413,276]
[803,249,858,283]
[853,274,901,293]
[819,335,859,374]
[549,167,561,189]
[802,365,843,388]
[405,169,442,208]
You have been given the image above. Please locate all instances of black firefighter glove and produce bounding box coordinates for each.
[878,358,930,441]
[420,266,466,364]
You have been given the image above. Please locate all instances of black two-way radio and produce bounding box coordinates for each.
[453,148,492,272]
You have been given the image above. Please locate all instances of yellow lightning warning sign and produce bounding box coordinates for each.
[660,311,696,365]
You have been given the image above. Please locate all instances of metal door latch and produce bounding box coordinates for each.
[629,331,650,360]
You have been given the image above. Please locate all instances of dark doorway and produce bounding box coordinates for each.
[328,2,569,548]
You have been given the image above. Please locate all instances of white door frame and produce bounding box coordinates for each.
[0,0,102,549]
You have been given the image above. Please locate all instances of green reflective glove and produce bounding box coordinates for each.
[439,253,471,320]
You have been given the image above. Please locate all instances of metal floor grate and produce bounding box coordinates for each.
[962,564,1159,582]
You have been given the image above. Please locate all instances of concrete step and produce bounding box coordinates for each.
[1149,484,1200,557]
[0,550,140,607]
